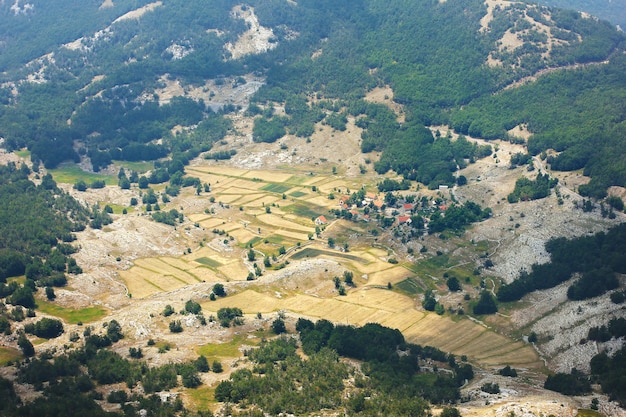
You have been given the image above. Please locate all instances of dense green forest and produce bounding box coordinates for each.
[451,54,626,198]
[215,321,470,416]
[0,163,92,286]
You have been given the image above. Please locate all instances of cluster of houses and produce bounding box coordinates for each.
[314,190,450,228]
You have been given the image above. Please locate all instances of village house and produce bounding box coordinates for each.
[315,215,328,225]
[397,215,412,225]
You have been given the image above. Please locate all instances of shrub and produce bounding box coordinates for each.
[34,318,64,339]
[107,390,128,404]
[169,320,183,333]
[481,382,500,394]
[499,365,518,377]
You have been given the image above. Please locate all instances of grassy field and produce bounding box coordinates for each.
[576,410,606,417]
[112,160,154,173]
[261,183,292,194]
[48,163,116,185]
[186,386,217,413]
[0,347,21,365]
[36,300,108,324]
[395,277,424,295]
[197,333,261,358]
[196,257,222,268]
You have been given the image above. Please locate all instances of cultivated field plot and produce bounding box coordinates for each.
[365,266,414,286]
[242,170,293,183]
[256,214,315,233]
[403,316,542,369]
[120,245,247,297]
[203,285,539,368]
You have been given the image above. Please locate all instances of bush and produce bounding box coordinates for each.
[194,355,210,372]
[169,320,183,333]
[107,390,128,404]
[106,319,124,342]
[499,365,518,377]
[271,318,286,334]
[18,333,35,357]
[163,304,175,316]
[212,283,226,297]
[34,318,64,338]
[544,369,591,395]
[473,291,498,315]
[481,382,500,394]
[184,299,201,315]
[446,277,461,292]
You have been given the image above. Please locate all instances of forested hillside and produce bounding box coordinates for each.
[0,0,625,195]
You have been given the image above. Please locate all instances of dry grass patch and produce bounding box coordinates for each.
[241,170,292,183]
[0,347,21,365]
[232,193,266,205]
[120,269,164,298]
[120,261,201,298]
[228,178,269,190]
[280,294,328,314]
[440,326,487,352]
[273,229,310,241]
[302,195,336,208]
[245,195,280,207]
[135,258,200,283]
[344,288,417,312]
[317,179,350,193]
[217,222,244,233]
[192,247,233,264]
[217,262,250,280]
[379,310,427,332]
[228,228,260,244]
[199,217,228,229]
[287,175,325,186]
[212,193,243,204]
[188,267,220,282]
[366,247,389,257]
[160,256,195,271]
[187,213,212,223]
[365,266,413,286]
[403,314,451,341]
[190,165,248,177]
[257,214,315,233]
[478,344,540,367]
[220,186,264,197]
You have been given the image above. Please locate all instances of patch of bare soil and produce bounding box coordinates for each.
[150,73,265,109]
[364,86,406,123]
[224,5,277,60]
[112,1,162,24]
[99,0,114,10]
